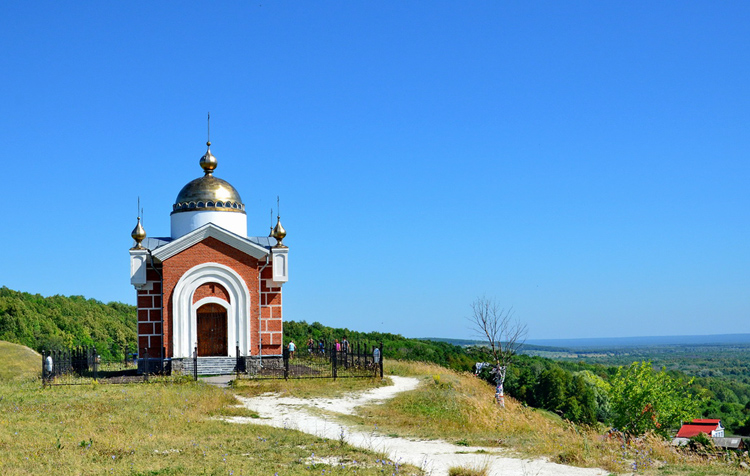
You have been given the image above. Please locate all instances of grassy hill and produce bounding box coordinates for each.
[0,341,40,381]
[1,360,743,475]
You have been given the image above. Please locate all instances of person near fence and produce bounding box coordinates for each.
[335,339,341,351]
[342,337,349,368]
[44,354,53,382]
[318,339,325,355]
[288,341,296,359]
[307,337,314,354]
[373,346,380,365]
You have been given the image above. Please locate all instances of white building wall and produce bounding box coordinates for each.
[171,210,247,239]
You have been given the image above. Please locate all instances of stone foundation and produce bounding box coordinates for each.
[168,355,284,376]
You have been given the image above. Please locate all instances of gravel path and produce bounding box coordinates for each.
[224,376,610,476]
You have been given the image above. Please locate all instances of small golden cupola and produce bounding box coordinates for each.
[272,216,287,248]
[199,140,218,174]
[131,217,146,249]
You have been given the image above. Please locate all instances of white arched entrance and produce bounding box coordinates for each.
[171,263,252,358]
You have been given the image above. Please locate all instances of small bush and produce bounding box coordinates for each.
[448,464,489,476]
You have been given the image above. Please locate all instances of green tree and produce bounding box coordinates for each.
[574,370,612,422]
[536,365,569,412]
[610,361,704,437]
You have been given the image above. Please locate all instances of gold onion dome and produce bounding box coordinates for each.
[272,216,287,247]
[131,217,146,249]
[172,142,245,214]
[199,141,218,174]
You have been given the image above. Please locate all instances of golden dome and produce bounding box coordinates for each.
[200,141,218,174]
[131,217,146,249]
[172,143,246,215]
[272,216,287,247]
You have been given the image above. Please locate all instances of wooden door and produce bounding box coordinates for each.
[197,303,228,356]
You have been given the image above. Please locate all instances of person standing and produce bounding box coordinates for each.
[342,337,350,368]
[288,341,296,359]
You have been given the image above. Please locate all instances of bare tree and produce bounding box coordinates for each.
[468,296,527,407]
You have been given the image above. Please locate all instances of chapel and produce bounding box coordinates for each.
[128,138,289,374]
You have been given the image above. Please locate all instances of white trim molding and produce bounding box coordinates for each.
[154,223,269,262]
[171,262,252,358]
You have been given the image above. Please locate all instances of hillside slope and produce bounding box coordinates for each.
[0,340,40,381]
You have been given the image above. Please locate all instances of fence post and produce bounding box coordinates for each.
[331,346,337,381]
[42,350,47,386]
[193,346,198,381]
[236,344,241,380]
[144,350,149,381]
[283,346,289,380]
[379,342,384,379]
[93,349,98,381]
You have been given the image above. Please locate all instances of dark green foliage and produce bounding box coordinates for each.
[496,355,599,425]
[0,287,136,360]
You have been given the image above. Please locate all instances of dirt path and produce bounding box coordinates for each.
[225,376,610,476]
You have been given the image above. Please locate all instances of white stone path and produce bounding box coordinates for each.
[224,376,610,476]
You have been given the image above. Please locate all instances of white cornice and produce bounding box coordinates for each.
[152,223,270,261]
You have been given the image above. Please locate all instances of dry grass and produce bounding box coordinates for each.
[447,461,490,476]
[352,360,749,475]
[2,345,747,475]
[0,376,420,475]
[0,340,41,381]
[231,374,389,399]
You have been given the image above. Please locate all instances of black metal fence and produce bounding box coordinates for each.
[41,347,166,386]
[243,341,384,380]
[40,341,384,384]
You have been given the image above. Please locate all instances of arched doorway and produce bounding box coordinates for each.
[197,303,228,356]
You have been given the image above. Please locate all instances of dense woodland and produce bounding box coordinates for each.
[1,286,749,435]
[0,287,135,360]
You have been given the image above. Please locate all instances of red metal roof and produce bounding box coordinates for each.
[676,420,721,438]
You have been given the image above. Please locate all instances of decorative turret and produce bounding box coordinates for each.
[270,213,289,284]
[129,215,149,289]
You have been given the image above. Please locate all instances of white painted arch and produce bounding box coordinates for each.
[171,262,252,358]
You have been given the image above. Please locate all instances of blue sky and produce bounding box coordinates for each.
[1,2,748,340]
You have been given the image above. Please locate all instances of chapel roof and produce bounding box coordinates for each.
[171,142,245,215]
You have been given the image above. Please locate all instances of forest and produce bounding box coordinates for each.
[1,286,748,436]
[0,287,135,360]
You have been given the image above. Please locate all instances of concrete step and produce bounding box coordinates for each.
[182,357,240,376]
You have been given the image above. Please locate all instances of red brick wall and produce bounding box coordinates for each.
[137,267,163,357]
[192,282,230,304]
[260,265,283,354]
[159,236,283,357]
